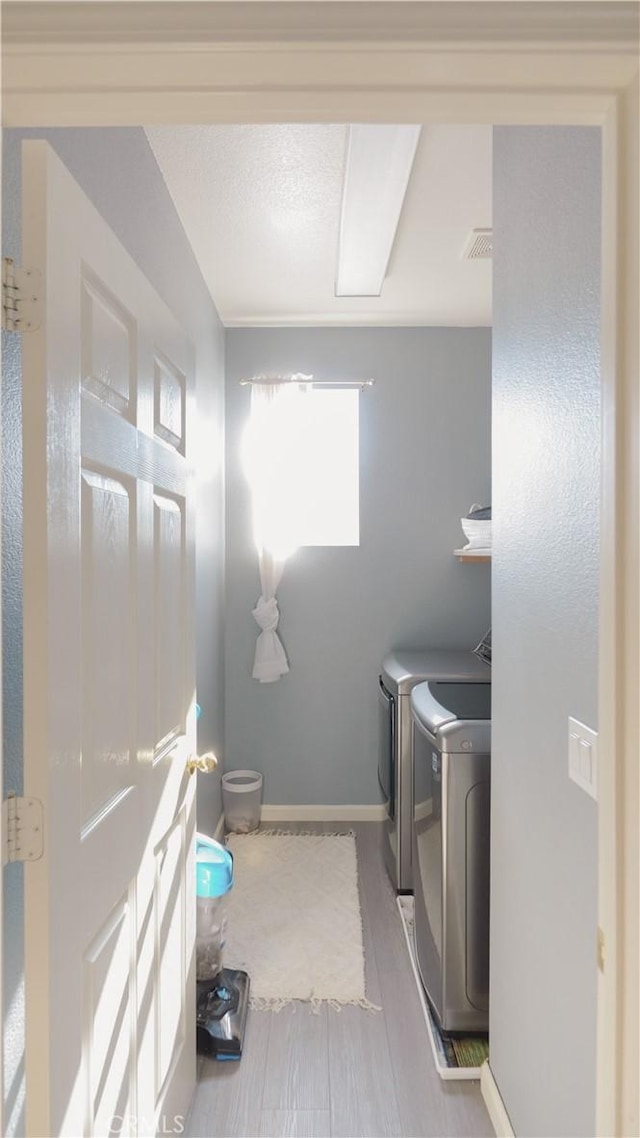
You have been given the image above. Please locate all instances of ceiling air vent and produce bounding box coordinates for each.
[462,228,493,260]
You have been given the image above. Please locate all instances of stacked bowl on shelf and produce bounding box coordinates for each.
[460,504,492,553]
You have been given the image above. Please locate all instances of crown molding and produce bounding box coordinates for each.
[3,0,637,131]
[3,1,639,50]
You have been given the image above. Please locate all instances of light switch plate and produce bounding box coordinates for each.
[568,717,598,800]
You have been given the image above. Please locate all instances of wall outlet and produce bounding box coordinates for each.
[568,717,598,800]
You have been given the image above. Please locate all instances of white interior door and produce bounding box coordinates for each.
[21,140,197,1138]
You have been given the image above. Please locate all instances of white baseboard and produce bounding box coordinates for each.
[259,804,387,822]
[481,1060,515,1137]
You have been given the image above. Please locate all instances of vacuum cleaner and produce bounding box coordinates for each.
[195,833,250,1060]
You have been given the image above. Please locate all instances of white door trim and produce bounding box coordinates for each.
[480,1060,515,1138]
[1,5,638,1134]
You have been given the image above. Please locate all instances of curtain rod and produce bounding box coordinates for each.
[239,374,375,389]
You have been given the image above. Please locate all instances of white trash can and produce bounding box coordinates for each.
[222,770,263,834]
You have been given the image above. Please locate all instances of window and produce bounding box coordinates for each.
[242,384,360,557]
[291,387,359,547]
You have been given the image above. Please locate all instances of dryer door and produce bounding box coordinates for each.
[378,677,395,819]
[412,718,444,1023]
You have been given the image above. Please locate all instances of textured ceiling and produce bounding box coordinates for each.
[145,123,492,326]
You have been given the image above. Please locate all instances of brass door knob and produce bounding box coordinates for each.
[186,752,218,776]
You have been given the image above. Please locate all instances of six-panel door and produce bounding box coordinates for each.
[22,140,197,1138]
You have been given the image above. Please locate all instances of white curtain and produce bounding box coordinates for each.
[251,548,288,683]
[243,380,308,683]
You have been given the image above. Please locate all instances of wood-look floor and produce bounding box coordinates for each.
[187,822,494,1138]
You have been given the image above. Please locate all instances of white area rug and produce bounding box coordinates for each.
[224,831,379,1011]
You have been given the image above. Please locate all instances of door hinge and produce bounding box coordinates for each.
[2,257,42,333]
[2,794,44,865]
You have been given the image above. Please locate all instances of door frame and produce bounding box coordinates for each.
[1,3,638,1135]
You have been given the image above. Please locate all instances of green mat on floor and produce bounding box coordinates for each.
[428,1004,489,1070]
[448,1034,490,1069]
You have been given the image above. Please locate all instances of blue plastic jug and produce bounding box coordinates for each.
[196,833,233,898]
[196,834,234,981]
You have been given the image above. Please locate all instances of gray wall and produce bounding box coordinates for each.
[491,127,600,1137]
[225,327,491,805]
[2,127,226,1134]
